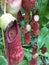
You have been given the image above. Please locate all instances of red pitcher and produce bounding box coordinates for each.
[5,21,24,65]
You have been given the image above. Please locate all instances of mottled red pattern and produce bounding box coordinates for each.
[33,22,39,30]
[22,0,36,11]
[33,29,39,37]
[5,23,24,65]
[22,26,28,35]
[41,47,47,54]
[32,22,40,37]
[17,11,23,21]
[24,32,31,44]
[8,26,17,40]
[30,56,38,65]
[32,44,38,54]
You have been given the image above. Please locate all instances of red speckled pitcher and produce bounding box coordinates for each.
[5,21,24,65]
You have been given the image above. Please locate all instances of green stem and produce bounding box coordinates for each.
[2,0,7,54]
[2,30,6,52]
[4,0,7,14]
[24,48,32,53]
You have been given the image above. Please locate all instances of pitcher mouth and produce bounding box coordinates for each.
[5,20,18,43]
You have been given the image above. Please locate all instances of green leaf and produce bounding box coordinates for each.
[20,27,24,45]
[37,27,48,49]
[44,33,49,53]
[18,60,30,65]
[31,38,37,46]
[38,58,42,65]
[37,27,49,54]
[0,56,8,65]
[45,10,49,20]
[20,20,26,26]
[0,50,2,55]
[24,49,32,61]
[36,0,48,14]
[39,15,48,26]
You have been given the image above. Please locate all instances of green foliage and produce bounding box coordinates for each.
[37,27,48,49]
[36,0,49,27]
[18,59,30,65]
[0,29,8,65]
[37,27,49,54]
[31,38,37,46]
[24,48,32,61]
[0,56,8,65]
[45,10,49,20]
[36,0,48,15]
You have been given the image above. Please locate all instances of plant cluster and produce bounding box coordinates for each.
[0,0,49,65]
